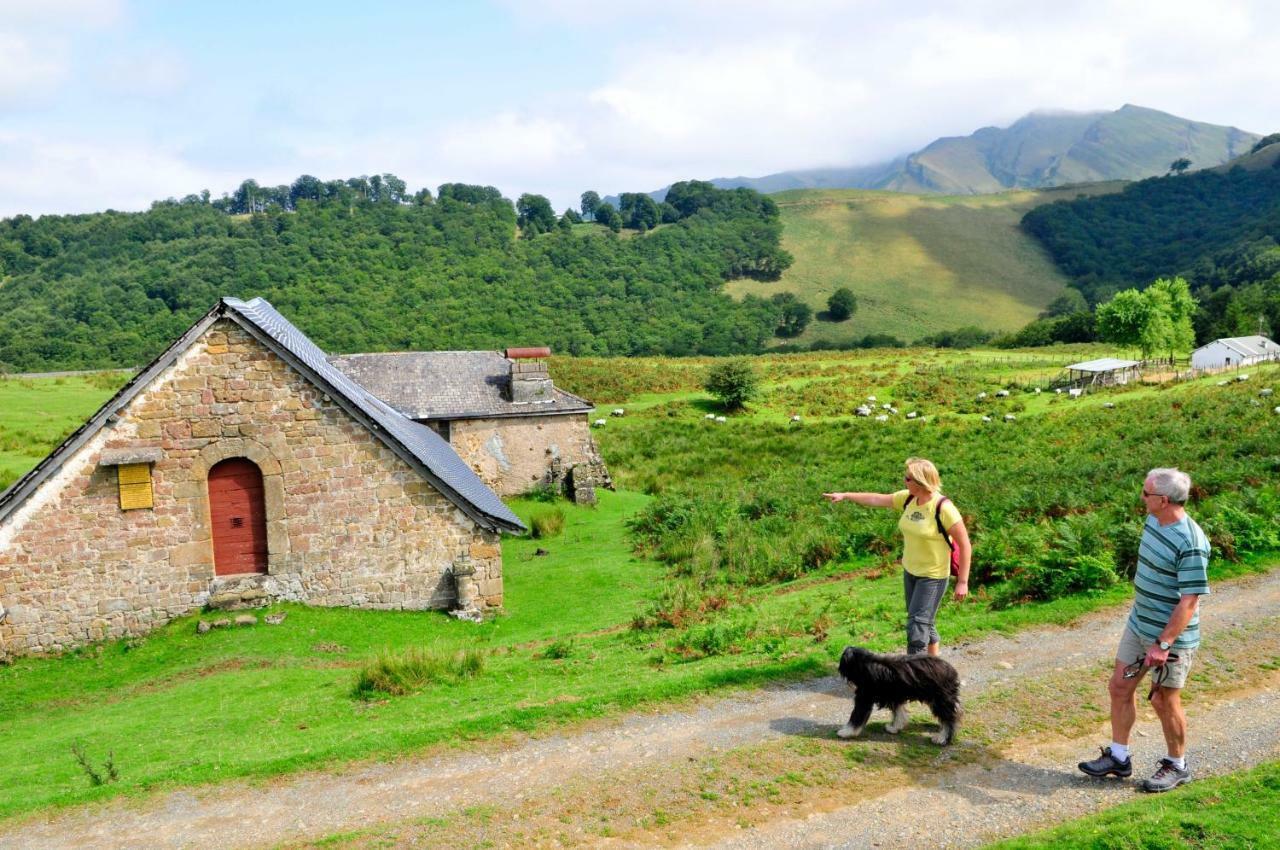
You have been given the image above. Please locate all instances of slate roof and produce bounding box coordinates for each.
[1194,335,1276,358]
[1066,358,1140,372]
[328,351,592,421]
[0,298,523,533]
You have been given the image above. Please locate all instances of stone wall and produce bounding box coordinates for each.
[0,320,501,658]
[447,414,608,498]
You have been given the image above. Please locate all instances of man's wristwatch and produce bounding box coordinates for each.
[1158,640,1172,651]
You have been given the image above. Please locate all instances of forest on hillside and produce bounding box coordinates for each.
[0,179,794,371]
[1013,155,1280,345]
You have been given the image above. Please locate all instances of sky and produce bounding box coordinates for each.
[2,0,1279,218]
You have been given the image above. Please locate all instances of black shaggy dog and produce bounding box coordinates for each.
[837,646,962,745]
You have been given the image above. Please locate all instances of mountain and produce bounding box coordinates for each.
[674,105,1260,198]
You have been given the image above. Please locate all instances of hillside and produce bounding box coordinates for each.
[1021,141,1280,316]
[726,184,1121,345]
[700,105,1259,197]
[0,183,790,371]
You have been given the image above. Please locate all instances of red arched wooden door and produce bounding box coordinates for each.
[208,458,268,576]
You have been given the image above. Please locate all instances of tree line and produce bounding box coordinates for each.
[1003,153,1280,351]
[0,178,799,371]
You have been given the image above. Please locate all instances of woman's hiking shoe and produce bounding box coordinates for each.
[1078,746,1133,778]
[1141,758,1191,792]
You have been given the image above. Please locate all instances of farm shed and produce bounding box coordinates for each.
[329,349,610,503]
[1064,358,1141,387]
[1190,335,1278,370]
[0,297,524,659]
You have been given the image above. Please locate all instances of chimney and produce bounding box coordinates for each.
[506,347,553,404]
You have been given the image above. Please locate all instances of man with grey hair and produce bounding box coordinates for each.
[1078,468,1210,792]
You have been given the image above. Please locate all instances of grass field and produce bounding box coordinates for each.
[726,184,1122,345]
[1,352,1277,822]
[0,374,119,489]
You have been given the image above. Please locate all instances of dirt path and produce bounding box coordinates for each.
[4,569,1280,850]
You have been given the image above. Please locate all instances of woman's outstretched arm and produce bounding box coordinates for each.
[822,492,896,508]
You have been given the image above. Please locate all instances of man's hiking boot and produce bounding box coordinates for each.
[1141,758,1191,792]
[1078,746,1133,778]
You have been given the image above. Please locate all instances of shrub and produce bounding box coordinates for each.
[529,505,565,539]
[351,645,485,699]
[704,358,759,410]
[826,287,858,321]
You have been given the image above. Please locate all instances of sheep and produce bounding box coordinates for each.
[592,418,607,427]
[976,392,987,400]
[1054,388,1062,394]
[1216,380,1230,386]
[995,389,1009,397]
[906,411,918,419]
[867,395,877,401]
[1274,406,1280,415]
[705,413,717,420]
[1103,402,1116,409]
[855,405,872,417]
[611,408,625,417]
[1260,388,1274,397]
[1237,374,1250,382]
[981,416,992,423]
[790,414,802,423]
[715,415,727,424]
[888,407,899,415]
[1034,388,1042,394]
[875,414,889,422]
[1068,388,1083,398]
[1004,414,1017,421]
[882,403,893,410]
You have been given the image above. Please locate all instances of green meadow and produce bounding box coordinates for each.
[727,184,1121,345]
[1,351,1278,820]
[0,373,120,490]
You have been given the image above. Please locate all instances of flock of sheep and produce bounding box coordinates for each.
[588,374,1279,427]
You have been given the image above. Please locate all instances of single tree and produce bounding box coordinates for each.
[827,287,858,321]
[704,358,759,411]
[771,292,812,337]
[1095,288,1152,354]
[1168,157,1192,175]
[516,193,556,235]
[580,191,601,221]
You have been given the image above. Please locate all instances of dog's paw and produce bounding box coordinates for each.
[885,707,909,734]
[836,723,863,739]
[929,731,951,745]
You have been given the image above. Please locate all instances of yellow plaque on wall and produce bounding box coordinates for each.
[117,463,154,510]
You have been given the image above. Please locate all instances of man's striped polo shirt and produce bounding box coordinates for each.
[1126,513,1211,650]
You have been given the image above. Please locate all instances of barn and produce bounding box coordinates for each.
[0,297,524,658]
[329,349,610,503]
[1190,335,1279,370]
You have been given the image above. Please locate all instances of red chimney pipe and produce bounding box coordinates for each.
[506,347,551,359]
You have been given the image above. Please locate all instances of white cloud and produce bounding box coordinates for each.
[0,132,230,217]
[0,0,122,26]
[98,48,189,99]
[0,32,67,106]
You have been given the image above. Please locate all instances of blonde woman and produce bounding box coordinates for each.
[824,458,972,655]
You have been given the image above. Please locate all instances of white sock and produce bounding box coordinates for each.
[1109,742,1130,762]
[1166,754,1186,769]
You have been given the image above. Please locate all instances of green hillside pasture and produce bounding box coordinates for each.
[984,759,1280,849]
[0,374,120,490]
[725,185,1120,345]
[0,485,1157,820]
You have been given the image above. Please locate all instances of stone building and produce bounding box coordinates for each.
[0,297,524,658]
[329,348,610,503]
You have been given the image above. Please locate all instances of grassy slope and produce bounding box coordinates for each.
[984,760,1280,849]
[724,185,1120,345]
[0,375,118,490]
[2,356,1278,821]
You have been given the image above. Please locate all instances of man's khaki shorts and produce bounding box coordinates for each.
[1117,626,1194,689]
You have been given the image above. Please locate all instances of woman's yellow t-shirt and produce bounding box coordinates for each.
[891,489,963,579]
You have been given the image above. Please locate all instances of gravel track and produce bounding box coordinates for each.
[3,569,1279,850]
